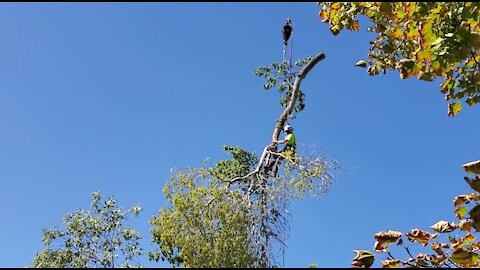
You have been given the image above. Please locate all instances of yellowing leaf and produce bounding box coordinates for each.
[452,233,476,249]
[456,206,468,219]
[390,28,404,39]
[448,102,462,117]
[319,9,327,19]
[451,249,480,267]
[381,259,399,268]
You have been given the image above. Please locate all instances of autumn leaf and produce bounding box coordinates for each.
[451,233,476,250]
[451,249,480,268]
[453,193,479,207]
[431,242,449,255]
[448,102,462,117]
[352,250,374,268]
[396,59,417,79]
[462,160,480,175]
[381,259,399,268]
[459,219,472,232]
[355,60,368,68]
[374,230,402,252]
[430,220,458,233]
[405,229,437,246]
[455,206,468,219]
[464,176,480,193]
[469,204,480,232]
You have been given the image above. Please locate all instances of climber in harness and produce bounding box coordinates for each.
[264,124,297,177]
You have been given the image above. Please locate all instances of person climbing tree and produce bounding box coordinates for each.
[267,124,297,177]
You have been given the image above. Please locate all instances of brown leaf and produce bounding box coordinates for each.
[453,193,479,207]
[459,219,472,232]
[430,220,458,233]
[431,242,449,255]
[374,230,402,252]
[406,229,437,246]
[352,250,374,268]
[415,253,429,267]
[463,160,480,174]
[381,259,399,268]
[469,204,480,232]
[464,176,480,193]
[452,233,476,250]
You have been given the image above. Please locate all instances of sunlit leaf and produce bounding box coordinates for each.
[381,259,399,268]
[462,160,480,175]
[352,250,374,268]
[430,220,457,233]
[355,60,368,68]
[448,102,462,117]
[456,206,468,219]
[374,231,402,252]
[453,193,479,207]
[405,229,437,246]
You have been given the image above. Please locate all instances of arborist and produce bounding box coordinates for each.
[267,124,297,177]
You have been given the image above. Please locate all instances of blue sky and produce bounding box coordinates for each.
[1,2,479,268]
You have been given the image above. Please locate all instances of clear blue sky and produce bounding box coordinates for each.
[1,2,479,268]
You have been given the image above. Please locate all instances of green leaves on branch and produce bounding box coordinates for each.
[149,146,258,268]
[254,56,312,116]
[318,2,480,116]
[30,192,143,268]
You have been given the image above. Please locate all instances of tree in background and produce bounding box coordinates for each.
[318,2,480,117]
[30,192,143,268]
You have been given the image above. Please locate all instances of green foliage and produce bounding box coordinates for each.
[209,145,258,182]
[150,143,340,268]
[351,161,480,268]
[30,192,143,268]
[254,57,312,117]
[149,146,258,268]
[318,2,480,116]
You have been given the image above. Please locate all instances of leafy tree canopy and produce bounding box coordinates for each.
[318,2,480,116]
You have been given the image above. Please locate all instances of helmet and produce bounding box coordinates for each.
[284,124,293,132]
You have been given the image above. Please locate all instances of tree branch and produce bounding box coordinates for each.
[271,52,326,142]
